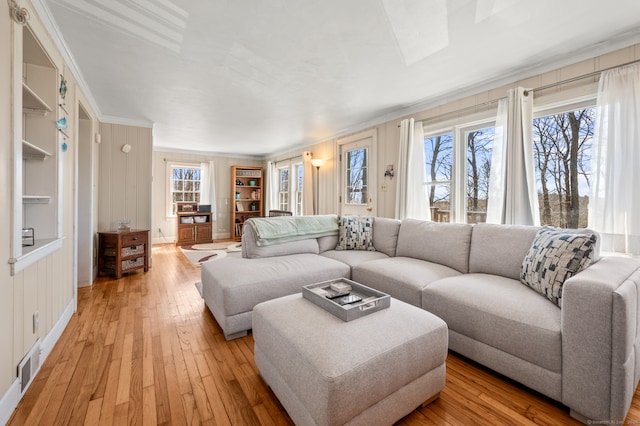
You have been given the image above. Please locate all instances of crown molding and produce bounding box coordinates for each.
[100,115,154,129]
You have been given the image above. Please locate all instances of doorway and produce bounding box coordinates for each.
[337,129,377,216]
[77,104,95,287]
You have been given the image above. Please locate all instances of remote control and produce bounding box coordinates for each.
[325,291,350,300]
[334,295,363,305]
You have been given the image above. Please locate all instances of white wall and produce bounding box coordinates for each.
[152,151,262,243]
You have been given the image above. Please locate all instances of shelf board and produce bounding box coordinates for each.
[22,140,52,159]
[23,195,52,204]
[23,82,53,113]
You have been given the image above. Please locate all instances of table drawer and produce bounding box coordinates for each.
[121,233,146,246]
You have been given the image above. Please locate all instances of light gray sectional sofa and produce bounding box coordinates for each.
[200,215,640,423]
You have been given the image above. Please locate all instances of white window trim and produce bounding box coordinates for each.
[276,161,304,215]
[423,116,498,224]
[422,90,598,225]
[165,161,202,219]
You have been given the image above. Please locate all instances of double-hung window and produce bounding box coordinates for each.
[166,162,201,217]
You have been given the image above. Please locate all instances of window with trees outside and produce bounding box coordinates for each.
[277,164,303,215]
[345,147,368,205]
[533,105,594,228]
[424,124,495,224]
[167,164,201,217]
[422,101,594,228]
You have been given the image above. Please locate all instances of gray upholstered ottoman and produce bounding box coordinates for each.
[253,293,448,426]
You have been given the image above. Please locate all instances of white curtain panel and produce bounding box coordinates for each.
[266,161,278,213]
[303,151,315,214]
[199,161,217,220]
[395,118,431,220]
[589,63,640,255]
[486,87,540,225]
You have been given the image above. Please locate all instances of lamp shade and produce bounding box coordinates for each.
[311,159,324,168]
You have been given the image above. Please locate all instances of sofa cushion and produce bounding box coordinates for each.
[336,216,375,251]
[318,235,339,253]
[371,217,402,257]
[352,257,461,307]
[321,249,389,269]
[521,228,597,307]
[423,273,562,373]
[395,219,472,273]
[469,223,539,280]
[201,253,350,316]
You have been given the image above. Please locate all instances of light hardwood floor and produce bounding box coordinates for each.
[8,243,640,425]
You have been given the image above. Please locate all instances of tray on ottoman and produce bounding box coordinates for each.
[302,278,390,321]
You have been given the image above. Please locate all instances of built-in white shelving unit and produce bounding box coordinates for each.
[10,25,63,274]
[22,82,52,114]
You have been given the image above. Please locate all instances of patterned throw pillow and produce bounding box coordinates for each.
[521,227,597,307]
[335,216,375,251]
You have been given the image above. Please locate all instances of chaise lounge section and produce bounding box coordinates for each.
[200,214,640,423]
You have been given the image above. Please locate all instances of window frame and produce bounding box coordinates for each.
[532,96,597,228]
[165,161,202,218]
[421,90,598,226]
[276,161,304,215]
[423,112,497,223]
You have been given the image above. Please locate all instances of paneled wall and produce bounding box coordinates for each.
[98,123,153,232]
[152,151,262,243]
[0,0,98,420]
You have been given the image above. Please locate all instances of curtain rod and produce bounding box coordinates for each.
[401,59,640,126]
[524,58,640,96]
[273,154,302,165]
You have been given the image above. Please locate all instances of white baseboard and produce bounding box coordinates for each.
[41,299,75,361]
[0,298,75,425]
[0,379,21,426]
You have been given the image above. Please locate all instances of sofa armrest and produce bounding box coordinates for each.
[561,256,640,421]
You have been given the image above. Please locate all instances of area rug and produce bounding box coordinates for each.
[179,242,242,265]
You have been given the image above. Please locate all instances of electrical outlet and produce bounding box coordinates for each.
[33,311,39,334]
[381,184,387,192]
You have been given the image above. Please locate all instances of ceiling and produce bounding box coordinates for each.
[39,0,640,157]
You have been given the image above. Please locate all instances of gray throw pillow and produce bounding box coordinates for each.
[335,216,375,251]
[521,227,596,307]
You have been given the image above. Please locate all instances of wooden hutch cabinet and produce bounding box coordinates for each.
[176,211,213,245]
[231,166,263,241]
